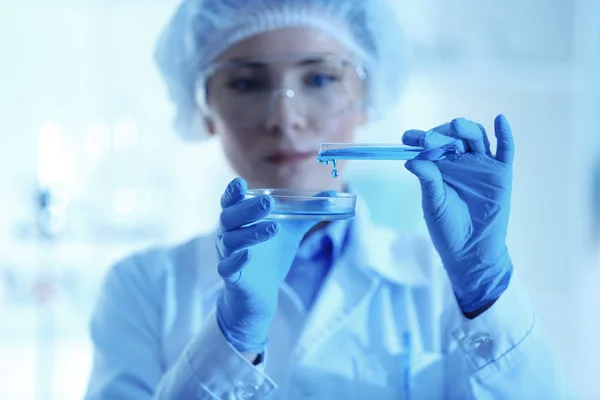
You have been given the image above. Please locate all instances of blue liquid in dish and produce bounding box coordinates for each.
[265,209,355,221]
[317,146,458,178]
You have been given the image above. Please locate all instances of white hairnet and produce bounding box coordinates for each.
[155,0,408,141]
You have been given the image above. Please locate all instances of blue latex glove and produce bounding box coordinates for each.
[402,115,514,313]
[215,178,319,353]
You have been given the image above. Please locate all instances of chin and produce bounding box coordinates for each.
[264,174,342,191]
[249,162,345,190]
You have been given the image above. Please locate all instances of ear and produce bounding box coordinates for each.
[205,119,215,135]
[202,112,216,136]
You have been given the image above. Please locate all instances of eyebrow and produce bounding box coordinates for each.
[297,57,327,66]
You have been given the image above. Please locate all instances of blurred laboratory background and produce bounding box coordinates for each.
[0,0,599,399]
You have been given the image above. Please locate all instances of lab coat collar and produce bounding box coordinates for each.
[194,195,432,298]
[351,198,431,288]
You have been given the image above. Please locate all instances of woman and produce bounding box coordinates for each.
[85,0,570,398]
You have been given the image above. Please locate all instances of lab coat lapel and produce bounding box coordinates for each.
[293,201,429,362]
[292,234,379,361]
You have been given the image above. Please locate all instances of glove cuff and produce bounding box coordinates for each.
[447,251,513,313]
[216,293,272,354]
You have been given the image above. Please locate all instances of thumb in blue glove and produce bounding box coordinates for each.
[215,178,320,353]
[402,115,514,313]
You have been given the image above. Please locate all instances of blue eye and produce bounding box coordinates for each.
[228,78,265,93]
[306,74,337,87]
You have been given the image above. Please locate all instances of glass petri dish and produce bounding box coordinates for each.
[245,189,357,221]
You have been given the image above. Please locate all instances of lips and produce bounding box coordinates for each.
[265,151,316,164]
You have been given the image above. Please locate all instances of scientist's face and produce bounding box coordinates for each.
[202,28,367,190]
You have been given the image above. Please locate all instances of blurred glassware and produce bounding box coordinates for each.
[35,187,70,239]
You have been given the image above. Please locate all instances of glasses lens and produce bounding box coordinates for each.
[292,59,361,119]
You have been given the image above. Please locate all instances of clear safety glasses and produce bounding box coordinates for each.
[196,53,368,128]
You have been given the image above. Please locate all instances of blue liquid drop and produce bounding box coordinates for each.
[331,159,339,178]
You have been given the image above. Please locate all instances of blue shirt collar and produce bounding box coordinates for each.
[295,218,351,262]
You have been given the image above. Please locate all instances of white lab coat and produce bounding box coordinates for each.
[86,207,572,399]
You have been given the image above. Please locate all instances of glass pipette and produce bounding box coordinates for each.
[316,143,458,177]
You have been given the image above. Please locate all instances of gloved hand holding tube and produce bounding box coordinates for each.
[402,115,514,314]
[215,178,320,354]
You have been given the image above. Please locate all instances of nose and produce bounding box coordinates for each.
[265,89,307,134]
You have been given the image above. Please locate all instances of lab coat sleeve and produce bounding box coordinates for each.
[85,255,277,400]
[442,274,575,399]
[158,310,277,399]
